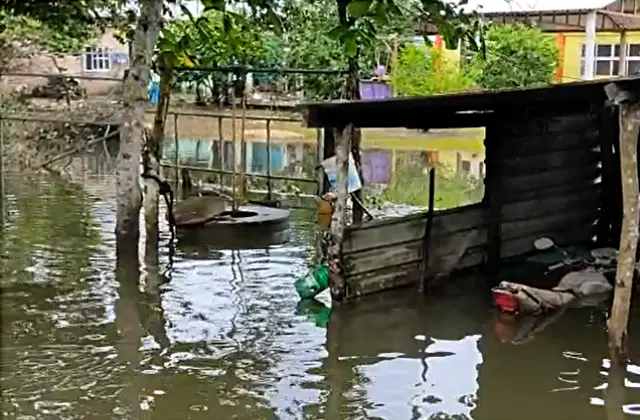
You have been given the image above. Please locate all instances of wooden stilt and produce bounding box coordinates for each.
[605,361,627,420]
[329,124,352,302]
[419,167,436,295]
[605,82,640,363]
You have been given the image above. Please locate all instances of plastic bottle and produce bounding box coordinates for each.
[295,264,329,299]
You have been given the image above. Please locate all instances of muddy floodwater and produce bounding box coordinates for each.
[2,173,640,420]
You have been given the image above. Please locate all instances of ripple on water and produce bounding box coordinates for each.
[5,174,640,420]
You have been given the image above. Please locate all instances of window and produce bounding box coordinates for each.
[84,46,111,72]
[580,43,640,77]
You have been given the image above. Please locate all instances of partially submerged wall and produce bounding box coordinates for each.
[340,108,605,301]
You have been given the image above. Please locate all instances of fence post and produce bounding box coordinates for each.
[0,116,4,227]
[240,80,247,200]
[266,118,272,201]
[216,116,223,186]
[316,128,323,196]
[173,113,179,190]
[231,88,237,211]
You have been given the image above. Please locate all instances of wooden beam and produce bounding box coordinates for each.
[604,81,640,363]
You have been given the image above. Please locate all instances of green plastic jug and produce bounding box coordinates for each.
[295,264,329,299]
[295,299,330,328]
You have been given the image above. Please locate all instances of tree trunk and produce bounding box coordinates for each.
[329,124,351,302]
[608,101,640,362]
[337,0,364,224]
[116,0,163,256]
[144,57,173,249]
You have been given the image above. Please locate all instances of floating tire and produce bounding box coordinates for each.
[176,205,291,250]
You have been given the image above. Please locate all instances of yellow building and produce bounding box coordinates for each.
[425,0,640,83]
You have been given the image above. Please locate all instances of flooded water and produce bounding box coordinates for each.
[2,173,640,420]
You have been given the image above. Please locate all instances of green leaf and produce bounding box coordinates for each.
[347,0,372,18]
[344,34,357,57]
[327,25,348,40]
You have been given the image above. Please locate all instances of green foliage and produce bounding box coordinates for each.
[380,159,484,209]
[0,10,96,56]
[390,44,474,96]
[326,0,483,60]
[468,23,559,89]
[1,0,117,52]
[165,10,270,102]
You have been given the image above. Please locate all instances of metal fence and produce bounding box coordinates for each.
[0,64,347,207]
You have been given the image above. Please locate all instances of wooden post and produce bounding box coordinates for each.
[240,73,247,200]
[605,362,627,420]
[266,119,272,201]
[173,113,179,190]
[329,124,352,302]
[231,87,237,211]
[0,116,4,227]
[316,128,324,197]
[216,116,223,186]
[419,168,436,294]
[619,31,628,77]
[584,11,597,80]
[605,82,640,362]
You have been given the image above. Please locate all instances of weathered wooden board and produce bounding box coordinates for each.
[343,203,483,253]
[500,148,601,176]
[499,223,597,259]
[495,113,596,136]
[501,165,601,194]
[501,208,598,242]
[501,189,601,222]
[504,180,602,203]
[343,227,485,277]
[344,188,601,256]
[344,250,484,299]
[343,207,597,277]
[498,131,599,157]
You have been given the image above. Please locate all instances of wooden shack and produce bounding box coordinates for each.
[303,75,640,302]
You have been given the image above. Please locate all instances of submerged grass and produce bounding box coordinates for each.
[376,159,484,209]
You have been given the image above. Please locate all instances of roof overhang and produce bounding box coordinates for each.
[421,9,640,34]
[301,75,640,129]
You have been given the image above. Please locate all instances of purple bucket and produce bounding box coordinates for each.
[359,80,392,100]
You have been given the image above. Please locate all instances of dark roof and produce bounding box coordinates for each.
[302,75,640,129]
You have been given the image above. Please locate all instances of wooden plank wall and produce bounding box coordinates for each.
[491,110,603,262]
[340,109,604,301]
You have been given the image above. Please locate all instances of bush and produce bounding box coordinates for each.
[468,23,559,89]
[379,157,484,209]
[390,44,474,96]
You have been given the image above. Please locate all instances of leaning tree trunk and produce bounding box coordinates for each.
[608,100,640,362]
[144,56,173,256]
[116,0,164,256]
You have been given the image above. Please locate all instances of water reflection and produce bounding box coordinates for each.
[2,172,640,419]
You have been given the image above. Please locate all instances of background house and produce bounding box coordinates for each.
[6,27,129,96]
[423,0,640,82]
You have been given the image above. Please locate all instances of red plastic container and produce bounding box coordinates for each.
[492,289,519,313]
